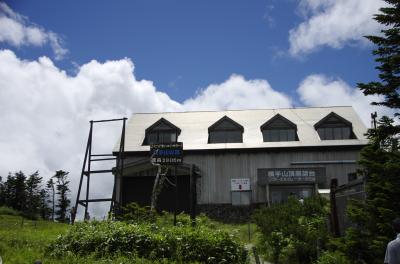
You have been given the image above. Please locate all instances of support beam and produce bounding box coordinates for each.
[79,198,113,203]
[72,117,126,224]
[83,170,113,175]
[92,118,127,123]
[190,164,197,227]
[330,178,340,237]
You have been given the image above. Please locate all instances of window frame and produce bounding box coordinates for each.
[143,118,181,145]
[260,114,298,142]
[208,116,244,144]
[314,112,356,140]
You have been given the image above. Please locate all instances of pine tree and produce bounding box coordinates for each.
[341,2,400,261]
[341,117,400,264]
[3,173,15,208]
[38,188,51,220]
[358,0,400,121]
[53,170,71,222]
[6,171,27,212]
[25,171,43,219]
[46,178,55,221]
[0,176,5,206]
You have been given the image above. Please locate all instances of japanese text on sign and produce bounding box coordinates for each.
[267,169,316,183]
[150,142,183,165]
[231,178,251,191]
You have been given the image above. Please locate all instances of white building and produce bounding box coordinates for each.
[114,106,368,216]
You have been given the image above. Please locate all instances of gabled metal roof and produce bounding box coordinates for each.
[208,115,244,132]
[145,117,181,134]
[314,112,353,128]
[260,113,297,130]
[116,106,368,153]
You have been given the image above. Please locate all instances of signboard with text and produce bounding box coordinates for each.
[257,167,326,186]
[150,142,183,165]
[231,178,251,191]
[267,169,316,183]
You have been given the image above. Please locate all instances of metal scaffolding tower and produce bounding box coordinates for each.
[71,117,127,224]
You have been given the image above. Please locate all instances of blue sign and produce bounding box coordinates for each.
[150,142,183,165]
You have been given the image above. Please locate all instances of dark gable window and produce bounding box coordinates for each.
[143,118,180,145]
[261,114,298,142]
[314,112,356,140]
[208,116,243,143]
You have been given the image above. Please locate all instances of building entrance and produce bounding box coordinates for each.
[121,175,190,213]
[270,185,314,204]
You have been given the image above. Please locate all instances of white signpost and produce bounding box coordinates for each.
[230,178,252,241]
[231,178,251,191]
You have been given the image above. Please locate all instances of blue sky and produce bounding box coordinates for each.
[0,0,394,216]
[2,0,379,102]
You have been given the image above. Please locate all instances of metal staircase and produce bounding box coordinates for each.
[71,117,127,224]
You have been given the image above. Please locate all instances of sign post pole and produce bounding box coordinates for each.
[174,165,178,226]
[150,142,183,226]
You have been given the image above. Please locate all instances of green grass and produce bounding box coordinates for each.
[0,213,257,263]
[0,206,20,216]
[0,215,66,263]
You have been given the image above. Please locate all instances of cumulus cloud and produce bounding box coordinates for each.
[1,48,395,218]
[297,74,394,125]
[0,49,296,217]
[0,3,67,60]
[183,74,292,110]
[0,49,182,217]
[289,0,387,56]
[0,48,394,218]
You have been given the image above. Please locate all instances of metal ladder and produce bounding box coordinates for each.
[71,118,127,224]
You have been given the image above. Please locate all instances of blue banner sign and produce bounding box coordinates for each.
[150,142,183,165]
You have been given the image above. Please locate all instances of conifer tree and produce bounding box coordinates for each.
[358,0,400,123]
[342,117,400,264]
[0,176,5,206]
[53,170,71,222]
[337,2,400,263]
[3,173,15,208]
[25,171,43,219]
[38,188,51,220]
[46,178,55,221]
[6,171,27,212]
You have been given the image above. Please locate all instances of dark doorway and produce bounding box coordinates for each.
[121,174,190,213]
[270,185,314,204]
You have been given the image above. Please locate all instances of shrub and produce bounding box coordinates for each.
[116,202,157,223]
[252,196,329,264]
[0,206,20,216]
[315,251,351,264]
[48,221,248,263]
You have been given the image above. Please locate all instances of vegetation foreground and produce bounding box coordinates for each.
[0,210,251,264]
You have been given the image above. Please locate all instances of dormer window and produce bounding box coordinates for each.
[261,114,298,142]
[143,118,181,145]
[208,116,243,143]
[314,112,356,140]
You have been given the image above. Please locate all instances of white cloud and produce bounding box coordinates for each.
[183,74,292,110]
[0,49,393,218]
[297,74,394,125]
[289,0,387,56]
[0,49,181,217]
[0,3,67,60]
[0,50,295,218]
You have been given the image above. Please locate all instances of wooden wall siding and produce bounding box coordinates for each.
[121,149,361,204]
